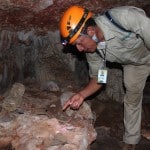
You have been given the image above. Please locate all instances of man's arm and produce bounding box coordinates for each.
[63,77,102,110]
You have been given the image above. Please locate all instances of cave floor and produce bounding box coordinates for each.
[0,79,149,150]
[90,99,150,150]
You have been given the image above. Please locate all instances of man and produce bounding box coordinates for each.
[59,5,150,150]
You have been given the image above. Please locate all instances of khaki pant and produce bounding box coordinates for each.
[123,65,150,144]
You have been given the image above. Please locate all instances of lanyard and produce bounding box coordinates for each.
[96,48,107,68]
[96,48,108,84]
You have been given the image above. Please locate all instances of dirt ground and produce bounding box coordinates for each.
[0,75,149,150]
[90,99,150,150]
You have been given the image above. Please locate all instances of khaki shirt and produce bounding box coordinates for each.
[86,6,150,79]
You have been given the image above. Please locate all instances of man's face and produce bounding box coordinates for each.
[73,34,97,53]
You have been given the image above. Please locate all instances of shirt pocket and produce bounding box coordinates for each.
[117,32,143,49]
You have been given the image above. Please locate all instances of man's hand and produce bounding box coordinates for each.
[63,93,84,111]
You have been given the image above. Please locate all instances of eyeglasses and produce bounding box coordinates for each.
[73,32,92,46]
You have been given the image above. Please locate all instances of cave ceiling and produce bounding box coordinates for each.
[0,0,149,33]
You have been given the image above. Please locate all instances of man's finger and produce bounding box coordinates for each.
[62,101,70,111]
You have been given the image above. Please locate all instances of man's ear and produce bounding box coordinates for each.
[86,26,95,37]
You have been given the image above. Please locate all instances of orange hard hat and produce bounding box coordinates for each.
[59,5,93,45]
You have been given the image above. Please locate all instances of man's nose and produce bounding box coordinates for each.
[76,44,85,52]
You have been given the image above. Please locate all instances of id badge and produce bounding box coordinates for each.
[98,69,108,84]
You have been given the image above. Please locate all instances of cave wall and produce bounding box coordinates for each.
[0,0,149,31]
